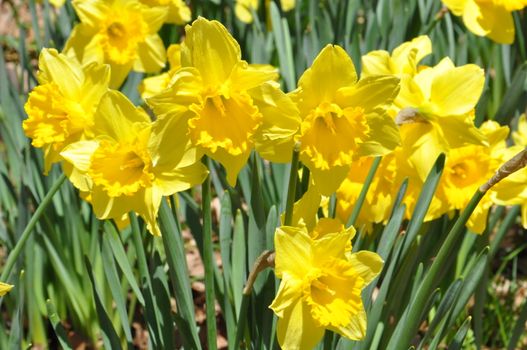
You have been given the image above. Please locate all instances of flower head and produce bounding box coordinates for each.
[0,282,13,296]
[442,0,527,44]
[148,17,299,186]
[270,218,383,349]
[65,0,167,88]
[491,115,527,228]
[61,90,207,235]
[292,44,400,195]
[362,35,432,78]
[391,57,486,180]
[435,121,509,233]
[235,0,259,23]
[23,48,110,173]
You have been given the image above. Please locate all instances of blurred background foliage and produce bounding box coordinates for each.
[0,0,526,349]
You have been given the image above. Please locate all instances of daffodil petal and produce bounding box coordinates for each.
[274,226,312,278]
[360,50,392,77]
[72,0,107,28]
[276,299,325,350]
[61,140,99,173]
[348,251,383,285]
[39,49,83,99]
[429,63,484,116]
[251,83,300,163]
[0,282,14,296]
[309,165,350,196]
[297,45,358,113]
[485,6,515,44]
[337,75,400,113]
[133,35,166,72]
[269,274,303,317]
[181,17,241,87]
[154,162,208,196]
[93,91,151,141]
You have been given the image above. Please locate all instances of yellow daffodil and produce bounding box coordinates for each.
[393,57,486,180]
[512,114,527,146]
[442,0,527,44]
[148,17,299,186]
[270,218,383,349]
[238,0,296,23]
[61,90,207,235]
[64,0,167,88]
[139,0,191,25]
[23,48,110,173]
[491,115,527,227]
[280,0,296,11]
[139,44,182,100]
[435,121,509,233]
[235,0,259,23]
[0,282,14,296]
[362,35,432,78]
[291,44,400,195]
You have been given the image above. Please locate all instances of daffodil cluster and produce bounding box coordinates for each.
[336,36,517,234]
[24,48,207,236]
[21,5,527,348]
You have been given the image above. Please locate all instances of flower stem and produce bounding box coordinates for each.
[284,144,300,226]
[346,156,381,227]
[234,250,275,349]
[202,172,218,350]
[1,173,66,282]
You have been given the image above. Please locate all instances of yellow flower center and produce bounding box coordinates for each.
[107,22,126,39]
[299,102,369,170]
[89,140,154,197]
[442,146,492,209]
[99,10,148,65]
[447,156,485,188]
[188,92,262,156]
[23,82,90,150]
[301,260,364,328]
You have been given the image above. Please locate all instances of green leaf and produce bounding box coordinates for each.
[270,1,296,91]
[494,63,527,124]
[104,222,145,306]
[231,210,246,317]
[100,234,133,345]
[85,257,123,350]
[417,279,462,349]
[159,200,202,350]
[447,317,472,350]
[46,299,73,350]
[401,154,445,258]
